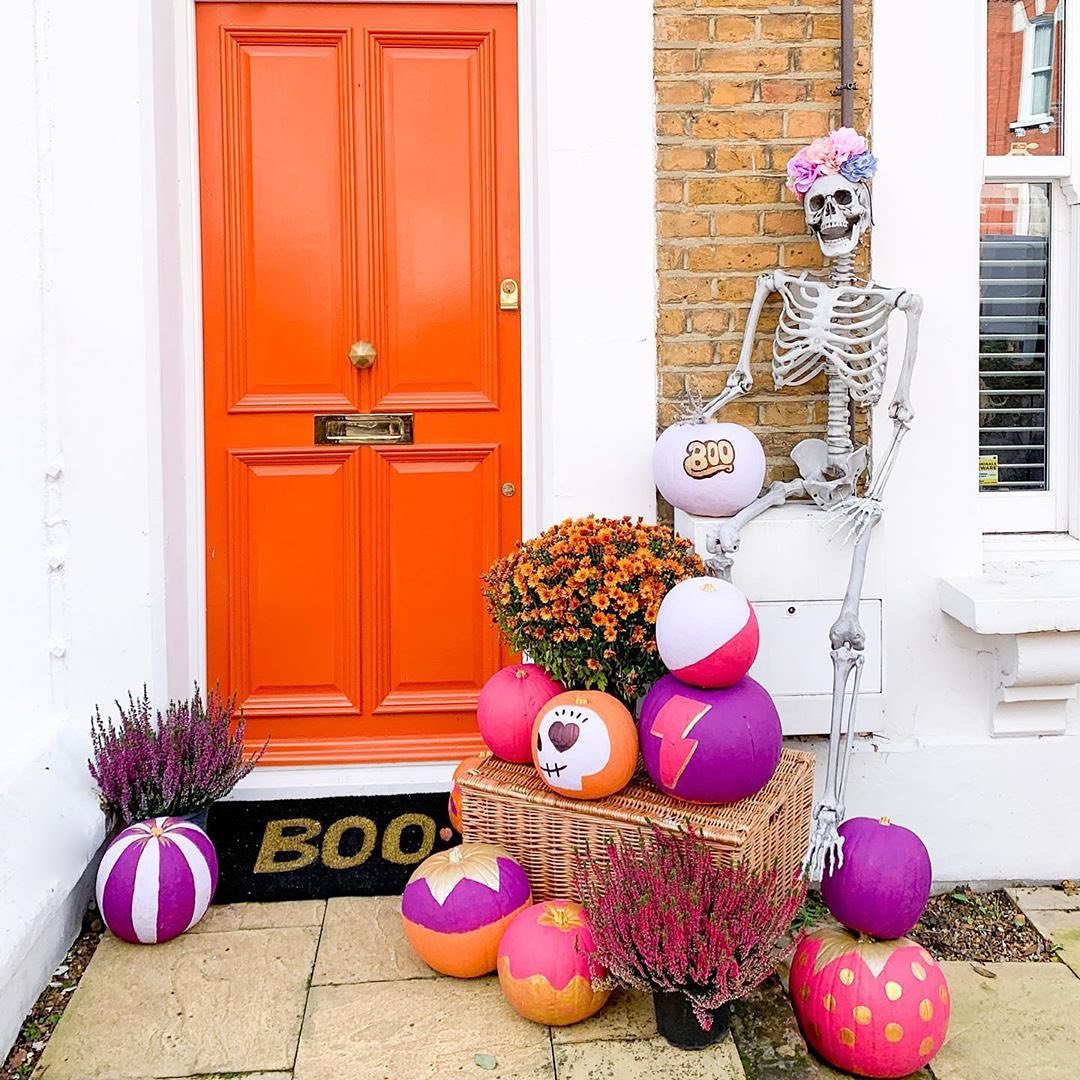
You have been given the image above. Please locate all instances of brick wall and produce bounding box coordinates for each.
[655,1,872,501]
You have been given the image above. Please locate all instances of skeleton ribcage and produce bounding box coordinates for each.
[772,277,893,405]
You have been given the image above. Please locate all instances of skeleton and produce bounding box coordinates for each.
[697,170,923,878]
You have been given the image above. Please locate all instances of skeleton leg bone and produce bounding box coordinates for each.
[807,515,877,879]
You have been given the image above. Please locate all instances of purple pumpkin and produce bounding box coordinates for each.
[638,674,782,804]
[96,817,218,944]
[401,843,532,978]
[820,817,932,939]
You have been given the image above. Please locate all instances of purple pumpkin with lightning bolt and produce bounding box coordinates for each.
[96,817,219,944]
[820,817,932,939]
[638,674,782,804]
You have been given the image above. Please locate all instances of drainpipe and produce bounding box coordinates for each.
[839,0,855,127]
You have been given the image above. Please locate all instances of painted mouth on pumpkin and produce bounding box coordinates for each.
[540,762,567,778]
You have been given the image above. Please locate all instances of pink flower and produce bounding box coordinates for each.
[803,136,839,172]
[786,150,821,197]
[829,126,868,162]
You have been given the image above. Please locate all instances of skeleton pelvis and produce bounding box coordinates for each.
[791,439,867,507]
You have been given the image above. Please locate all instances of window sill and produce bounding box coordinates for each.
[1010,115,1055,130]
[940,554,1080,634]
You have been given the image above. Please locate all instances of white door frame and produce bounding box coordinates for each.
[148,0,546,783]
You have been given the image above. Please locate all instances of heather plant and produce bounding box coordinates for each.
[89,685,266,826]
[574,825,806,1029]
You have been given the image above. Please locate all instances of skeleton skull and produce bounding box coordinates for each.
[804,174,871,258]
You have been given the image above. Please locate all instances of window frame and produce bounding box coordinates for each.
[1016,15,1057,128]
[982,0,1079,537]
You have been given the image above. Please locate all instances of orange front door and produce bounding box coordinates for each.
[197,3,521,764]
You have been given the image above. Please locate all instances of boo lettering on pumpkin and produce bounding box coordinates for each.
[253,812,437,874]
[683,439,736,480]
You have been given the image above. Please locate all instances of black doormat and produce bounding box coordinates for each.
[205,792,455,904]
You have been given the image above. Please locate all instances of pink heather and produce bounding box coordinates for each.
[574,826,806,1030]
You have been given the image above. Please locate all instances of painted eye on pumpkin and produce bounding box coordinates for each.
[536,732,542,752]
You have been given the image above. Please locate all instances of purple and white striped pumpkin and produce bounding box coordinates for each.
[96,817,219,944]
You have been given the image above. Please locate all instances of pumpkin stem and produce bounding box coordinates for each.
[448,847,464,864]
[878,816,891,826]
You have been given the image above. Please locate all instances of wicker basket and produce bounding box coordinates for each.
[458,749,815,901]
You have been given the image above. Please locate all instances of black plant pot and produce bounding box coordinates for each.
[652,991,731,1050]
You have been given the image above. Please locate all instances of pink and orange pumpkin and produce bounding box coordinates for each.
[497,900,611,1025]
[652,421,766,518]
[790,927,950,1079]
[447,752,489,834]
[532,691,638,800]
[820,817,932,940]
[401,843,531,978]
[655,577,760,689]
[638,674,781,804]
[478,664,565,764]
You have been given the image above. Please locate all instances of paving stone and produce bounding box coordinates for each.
[293,977,555,1080]
[312,896,433,985]
[32,926,319,1079]
[550,989,655,1045]
[190,899,326,934]
[553,1034,744,1079]
[1050,928,1080,978]
[930,961,1080,1080]
[1007,887,1080,913]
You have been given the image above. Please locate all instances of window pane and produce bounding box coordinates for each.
[979,183,1050,493]
[1034,21,1054,67]
[1032,69,1053,116]
[987,1,1065,155]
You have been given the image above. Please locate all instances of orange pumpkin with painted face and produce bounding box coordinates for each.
[531,691,638,800]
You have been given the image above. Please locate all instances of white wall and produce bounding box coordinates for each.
[0,0,174,1054]
[532,0,659,524]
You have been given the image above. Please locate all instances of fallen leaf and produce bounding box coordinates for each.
[971,963,997,979]
[475,1052,498,1070]
[1062,880,1078,896]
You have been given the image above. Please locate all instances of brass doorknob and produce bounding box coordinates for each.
[349,341,377,369]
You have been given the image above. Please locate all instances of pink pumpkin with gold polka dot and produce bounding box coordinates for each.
[790,927,950,1079]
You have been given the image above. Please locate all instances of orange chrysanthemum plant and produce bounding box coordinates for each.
[482,516,704,706]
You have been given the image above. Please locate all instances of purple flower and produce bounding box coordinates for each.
[786,150,822,197]
[840,150,878,183]
[88,684,268,825]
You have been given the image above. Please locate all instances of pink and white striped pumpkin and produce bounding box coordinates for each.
[96,817,219,944]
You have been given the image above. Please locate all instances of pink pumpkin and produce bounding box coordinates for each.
[497,900,611,1025]
[820,817,932,940]
[655,577,759,688]
[478,664,565,763]
[790,927,950,1078]
[402,843,532,978]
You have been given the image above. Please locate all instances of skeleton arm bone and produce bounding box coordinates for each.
[705,478,807,570]
[702,272,777,419]
[868,290,922,499]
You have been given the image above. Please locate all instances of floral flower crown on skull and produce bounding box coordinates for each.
[785,127,878,200]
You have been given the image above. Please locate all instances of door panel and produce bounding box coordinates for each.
[220,28,360,412]
[227,449,362,716]
[367,31,499,410]
[199,4,520,764]
[372,445,502,712]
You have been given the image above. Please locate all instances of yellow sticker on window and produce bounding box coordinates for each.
[979,455,999,487]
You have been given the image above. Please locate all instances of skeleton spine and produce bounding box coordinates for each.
[826,253,857,463]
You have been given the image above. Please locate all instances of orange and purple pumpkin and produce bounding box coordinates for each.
[790,927,950,1078]
[478,664,565,763]
[447,752,489,834]
[820,817,932,940]
[401,843,531,978]
[532,691,638,800]
[497,900,611,1025]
